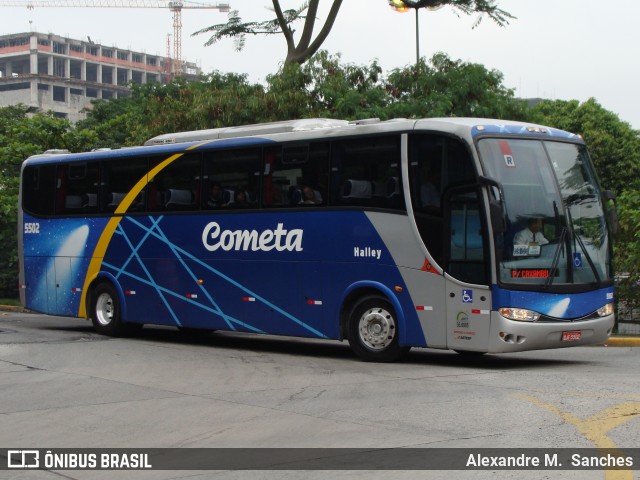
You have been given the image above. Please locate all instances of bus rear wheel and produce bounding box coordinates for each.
[347,296,409,362]
[89,282,136,336]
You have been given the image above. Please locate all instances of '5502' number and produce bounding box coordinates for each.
[24,222,40,234]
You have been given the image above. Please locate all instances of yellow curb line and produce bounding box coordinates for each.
[605,337,640,347]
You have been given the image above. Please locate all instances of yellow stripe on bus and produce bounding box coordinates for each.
[77,152,184,318]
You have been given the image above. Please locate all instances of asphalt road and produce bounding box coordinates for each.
[1,312,639,480]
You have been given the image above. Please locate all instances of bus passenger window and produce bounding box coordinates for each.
[101,157,148,212]
[22,165,56,216]
[263,142,329,208]
[203,148,260,209]
[149,154,201,212]
[54,163,100,215]
[331,136,404,210]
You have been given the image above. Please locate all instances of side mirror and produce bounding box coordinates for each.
[602,190,619,237]
[489,200,506,235]
[478,176,507,235]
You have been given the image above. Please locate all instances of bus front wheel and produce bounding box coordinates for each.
[89,282,131,336]
[347,296,409,362]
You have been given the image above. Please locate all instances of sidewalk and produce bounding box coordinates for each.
[1,303,638,346]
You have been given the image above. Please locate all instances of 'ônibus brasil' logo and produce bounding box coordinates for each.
[202,222,303,252]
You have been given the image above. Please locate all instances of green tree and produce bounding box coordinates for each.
[528,98,640,196]
[0,106,98,297]
[194,0,512,66]
[385,53,528,119]
[262,51,527,121]
[78,74,268,147]
[615,189,640,321]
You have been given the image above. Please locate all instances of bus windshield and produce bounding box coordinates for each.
[477,138,612,288]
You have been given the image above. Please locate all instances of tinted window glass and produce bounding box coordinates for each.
[149,154,202,211]
[22,164,56,216]
[331,136,404,210]
[263,143,329,207]
[54,162,100,215]
[203,149,260,209]
[101,157,148,212]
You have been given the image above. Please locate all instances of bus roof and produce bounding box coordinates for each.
[144,117,581,147]
[23,117,582,166]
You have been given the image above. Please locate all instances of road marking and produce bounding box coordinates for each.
[516,394,640,480]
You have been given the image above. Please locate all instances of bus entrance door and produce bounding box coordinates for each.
[444,188,492,352]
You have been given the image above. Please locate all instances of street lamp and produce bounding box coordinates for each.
[388,0,445,65]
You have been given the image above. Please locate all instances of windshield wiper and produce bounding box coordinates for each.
[545,226,567,288]
[565,206,601,284]
[572,231,601,284]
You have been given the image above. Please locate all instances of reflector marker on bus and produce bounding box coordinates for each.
[416,306,433,311]
[421,258,441,275]
[19,284,27,289]
[306,300,323,306]
[186,294,198,299]
[71,288,82,293]
[125,290,136,295]
[242,297,256,302]
[472,309,490,315]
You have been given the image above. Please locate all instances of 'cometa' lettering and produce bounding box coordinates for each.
[202,222,303,252]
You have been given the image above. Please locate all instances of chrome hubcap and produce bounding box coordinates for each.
[358,307,396,350]
[95,292,114,326]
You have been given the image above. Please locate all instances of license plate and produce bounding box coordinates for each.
[562,331,582,342]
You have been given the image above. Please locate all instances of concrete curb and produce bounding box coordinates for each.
[604,336,640,347]
[0,304,25,313]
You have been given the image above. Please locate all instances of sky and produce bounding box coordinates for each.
[2,0,640,129]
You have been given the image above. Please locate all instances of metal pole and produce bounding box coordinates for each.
[415,7,420,64]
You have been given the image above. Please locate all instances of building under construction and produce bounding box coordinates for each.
[0,31,202,122]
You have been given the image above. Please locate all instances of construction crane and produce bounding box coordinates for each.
[0,0,230,76]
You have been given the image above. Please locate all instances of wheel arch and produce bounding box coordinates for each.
[339,281,407,345]
[85,272,128,322]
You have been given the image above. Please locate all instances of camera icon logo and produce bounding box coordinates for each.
[7,450,40,468]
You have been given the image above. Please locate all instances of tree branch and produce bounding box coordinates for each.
[288,0,343,64]
[273,0,296,52]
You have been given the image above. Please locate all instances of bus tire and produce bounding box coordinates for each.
[347,296,409,362]
[89,282,129,337]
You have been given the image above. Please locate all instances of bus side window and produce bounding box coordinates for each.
[263,142,329,208]
[331,136,404,211]
[22,165,56,216]
[446,189,488,285]
[203,148,260,209]
[149,154,202,212]
[409,134,478,267]
[101,157,148,212]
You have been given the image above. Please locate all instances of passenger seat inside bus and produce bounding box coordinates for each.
[342,179,372,199]
[163,188,195,209]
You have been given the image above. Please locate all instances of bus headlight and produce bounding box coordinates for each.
[597,303,614,317]
[499,308,541,322]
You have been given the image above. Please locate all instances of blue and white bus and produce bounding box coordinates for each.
[18,117,617,361]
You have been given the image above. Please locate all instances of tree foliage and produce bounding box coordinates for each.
[194,0,512,66]
[0,106,97,297]
[615,189,640,319]
[528,98,640,196]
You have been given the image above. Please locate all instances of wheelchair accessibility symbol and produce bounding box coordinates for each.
[573,252,582,268]
[462,289,473,303]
